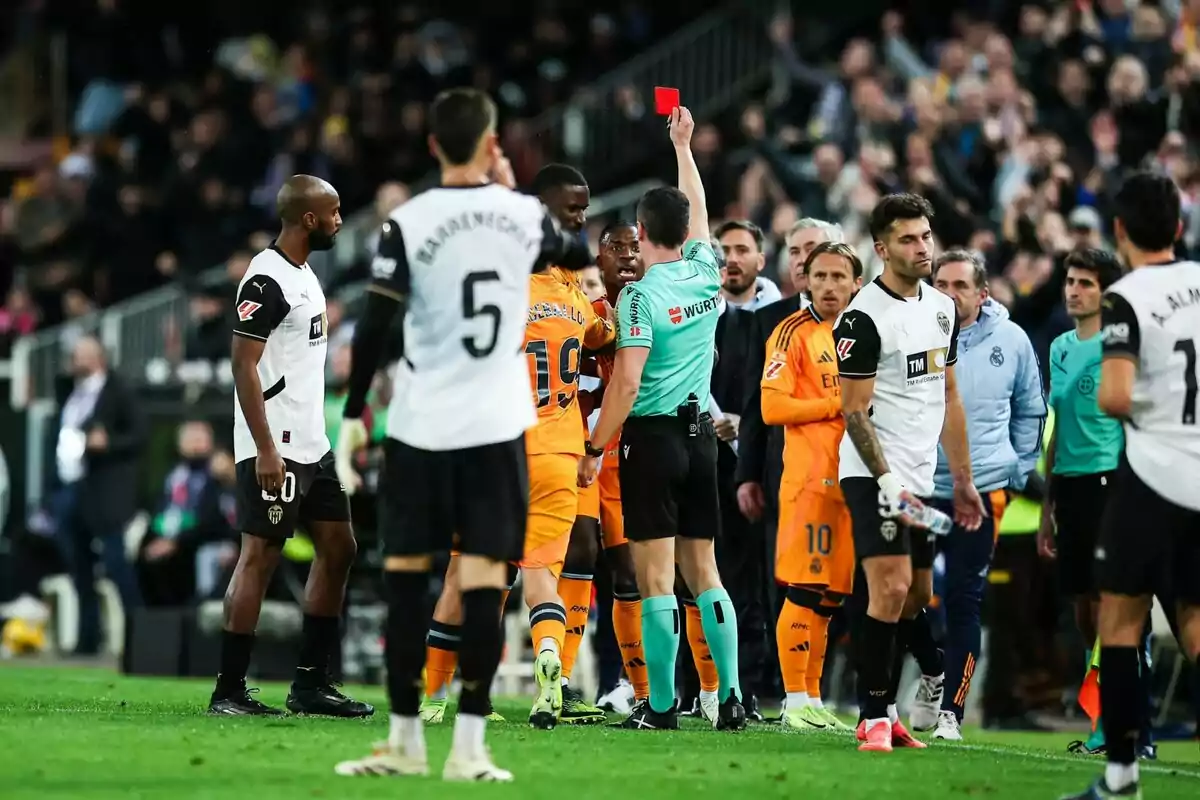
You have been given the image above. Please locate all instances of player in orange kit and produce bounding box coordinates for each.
[571,222,651,714]
[760,241,862,732]
[419,165,613,729]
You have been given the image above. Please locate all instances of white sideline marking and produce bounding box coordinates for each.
[951,742,1200,780]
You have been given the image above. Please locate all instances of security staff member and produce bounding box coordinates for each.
[578,106,744,732]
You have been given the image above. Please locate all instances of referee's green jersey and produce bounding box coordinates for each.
[1048,329,1123,475]
[616,239,722,418]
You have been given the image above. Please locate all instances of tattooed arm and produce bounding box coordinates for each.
[833,309,890,475]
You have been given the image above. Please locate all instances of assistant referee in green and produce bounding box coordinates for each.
[577,106,745,732]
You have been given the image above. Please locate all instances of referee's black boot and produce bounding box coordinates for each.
[716,690,747,732]
[613,699,679,730]
[286,670,375,718]
[208,679,284,716]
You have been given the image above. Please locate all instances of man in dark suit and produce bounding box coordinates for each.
[53,334,146,653]
[735,219,843,700]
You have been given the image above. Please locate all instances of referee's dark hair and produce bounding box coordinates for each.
[532,163,587,195]
[1064,248,1125,290]
[803,241,863,279]
[1113,171,1182,253]
[868,193,935,241]
[636,186,690,249]
[429,88,497,166]
[713,220,765,252]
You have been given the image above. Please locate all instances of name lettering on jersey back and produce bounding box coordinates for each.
[528,301,586,326]
[414,211,533,267]
[1147,286,1200,326]
[905,347,948,385]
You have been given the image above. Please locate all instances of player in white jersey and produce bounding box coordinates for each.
[1066,172,1200,800]
[832,194,985,753]
[211,175,372,719]
[330,89,591,783]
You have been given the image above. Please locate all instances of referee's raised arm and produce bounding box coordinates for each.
[670,107,710,245]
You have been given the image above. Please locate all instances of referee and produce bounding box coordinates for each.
[578,106,745,732]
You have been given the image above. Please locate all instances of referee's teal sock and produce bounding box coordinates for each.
[697,587,741,703]
[641,594,680,714]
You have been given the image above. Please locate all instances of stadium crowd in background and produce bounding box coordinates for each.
[1,0,1199,739]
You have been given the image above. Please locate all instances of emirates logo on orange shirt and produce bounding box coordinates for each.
[668,306,683,324]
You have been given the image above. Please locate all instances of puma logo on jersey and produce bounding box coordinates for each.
[237,300,262,321]
[251,281,265,292]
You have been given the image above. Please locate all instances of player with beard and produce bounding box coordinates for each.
[211,175,372,718]
[833,194,985,752]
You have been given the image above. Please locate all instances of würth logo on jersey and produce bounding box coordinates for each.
[906,347,948,385]
[674,297,721,324]
[309,312,328,346]
[237,300,262,322]
[669,306,683,324]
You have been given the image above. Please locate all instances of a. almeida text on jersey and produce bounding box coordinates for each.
[367,183,588,451]
[832,278,960,497]
[1101,261,1200,511]
[231,243,331,465]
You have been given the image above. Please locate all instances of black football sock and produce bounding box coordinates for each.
[216,631,255,694]
[458,588,505,717]
[888,617,909,707]
[384,571,432,717]
[858,614,897,721]
[295,613,340,686]
[1099,646,1141,768]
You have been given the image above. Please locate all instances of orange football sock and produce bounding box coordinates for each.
[558,575,593,679]
[685,602,718,693]
[777,599,812,694]
[613,598,649,700]
[425,623,460,700]
[806,609,832,699]
[529,602,567,656]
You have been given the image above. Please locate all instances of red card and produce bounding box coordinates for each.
[654,86,680,116]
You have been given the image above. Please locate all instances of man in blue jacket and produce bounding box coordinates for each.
[908,250,1046,741]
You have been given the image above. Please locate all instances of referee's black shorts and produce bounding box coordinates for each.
[841,477,935,569]
[618,413,720,542]
[1050,470,1114,597]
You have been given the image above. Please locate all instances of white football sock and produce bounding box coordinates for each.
[388,713,426,760]
[1105,762,1138,792]
[785,691,809,709]
[450,713,486,760]
[887,703,898,724]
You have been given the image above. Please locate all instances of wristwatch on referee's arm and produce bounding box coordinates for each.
[584,440,605,458]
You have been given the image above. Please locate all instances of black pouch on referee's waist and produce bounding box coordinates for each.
[677,393,701,437]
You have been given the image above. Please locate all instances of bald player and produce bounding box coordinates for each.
[210,175,372,718]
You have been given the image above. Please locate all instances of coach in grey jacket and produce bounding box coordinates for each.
[909,250,1046,741]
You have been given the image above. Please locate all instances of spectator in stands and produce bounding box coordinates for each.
[0,287,38,358]
[52,334,145,654]
[138,421,238,606]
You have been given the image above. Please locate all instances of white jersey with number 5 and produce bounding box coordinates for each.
[1101,261,1200,511]
[370,184,558,451]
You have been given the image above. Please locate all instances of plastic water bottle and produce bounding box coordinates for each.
[900,501,954,535]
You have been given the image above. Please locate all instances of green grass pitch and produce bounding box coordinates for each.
[0,665,1197,799]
